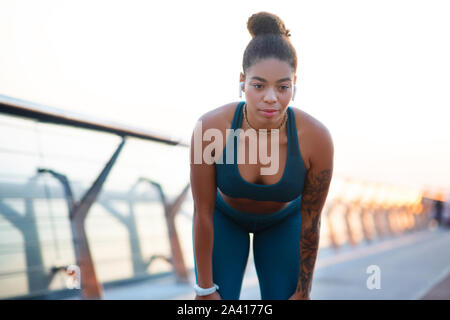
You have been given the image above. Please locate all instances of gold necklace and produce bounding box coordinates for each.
[243,103,287,131]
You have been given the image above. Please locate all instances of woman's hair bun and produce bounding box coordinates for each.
[247,11,291,38]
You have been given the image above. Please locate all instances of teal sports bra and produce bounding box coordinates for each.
[215,101,307,202]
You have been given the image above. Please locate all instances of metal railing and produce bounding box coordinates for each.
[0,94,191,299]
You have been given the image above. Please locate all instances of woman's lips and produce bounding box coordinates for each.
[259,109,279,117]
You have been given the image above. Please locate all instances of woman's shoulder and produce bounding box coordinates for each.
[290,106,334,166]
[197,101,241,132]
[290,106,332,142]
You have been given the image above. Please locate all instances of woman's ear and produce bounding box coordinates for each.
[239,72,246,97]
[239,72,245,83]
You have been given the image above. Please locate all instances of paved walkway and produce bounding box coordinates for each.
[421,273,450,300]
[73,227,450,300]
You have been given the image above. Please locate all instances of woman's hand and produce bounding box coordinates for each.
[195,291,222,300]
[288,292,311,300]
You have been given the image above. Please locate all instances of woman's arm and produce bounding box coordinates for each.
[290,125,334,300]
[190,116,221,298]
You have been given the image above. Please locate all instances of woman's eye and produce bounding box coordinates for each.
[252,84,290,90]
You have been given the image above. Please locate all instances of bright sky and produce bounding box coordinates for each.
[1,0,449,194]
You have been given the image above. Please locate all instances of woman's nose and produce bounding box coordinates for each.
[264,87,277,103]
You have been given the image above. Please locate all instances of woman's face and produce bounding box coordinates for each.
[240,58,296,128]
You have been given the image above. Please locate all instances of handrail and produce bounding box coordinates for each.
[0,93,191,299]
[0,94,189,147]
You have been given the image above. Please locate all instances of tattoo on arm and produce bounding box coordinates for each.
[296,169,332,297]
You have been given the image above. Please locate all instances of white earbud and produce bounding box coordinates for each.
[239,81,244,98]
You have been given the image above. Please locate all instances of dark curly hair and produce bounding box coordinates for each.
[242,11,297,74]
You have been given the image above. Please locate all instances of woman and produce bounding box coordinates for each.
[190,11,334,300]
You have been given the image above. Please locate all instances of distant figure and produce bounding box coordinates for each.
[433,199,443,225]
[190,12,334,300]
[442,193,450,227]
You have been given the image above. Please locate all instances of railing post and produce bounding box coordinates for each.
[38,136,126,299]
[140,179,190,283]
[325,199,340,250]
[360,207,373,243]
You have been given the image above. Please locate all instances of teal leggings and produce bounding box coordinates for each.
[193,190,302,300]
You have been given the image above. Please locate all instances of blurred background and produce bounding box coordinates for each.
[0,0,449,300]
